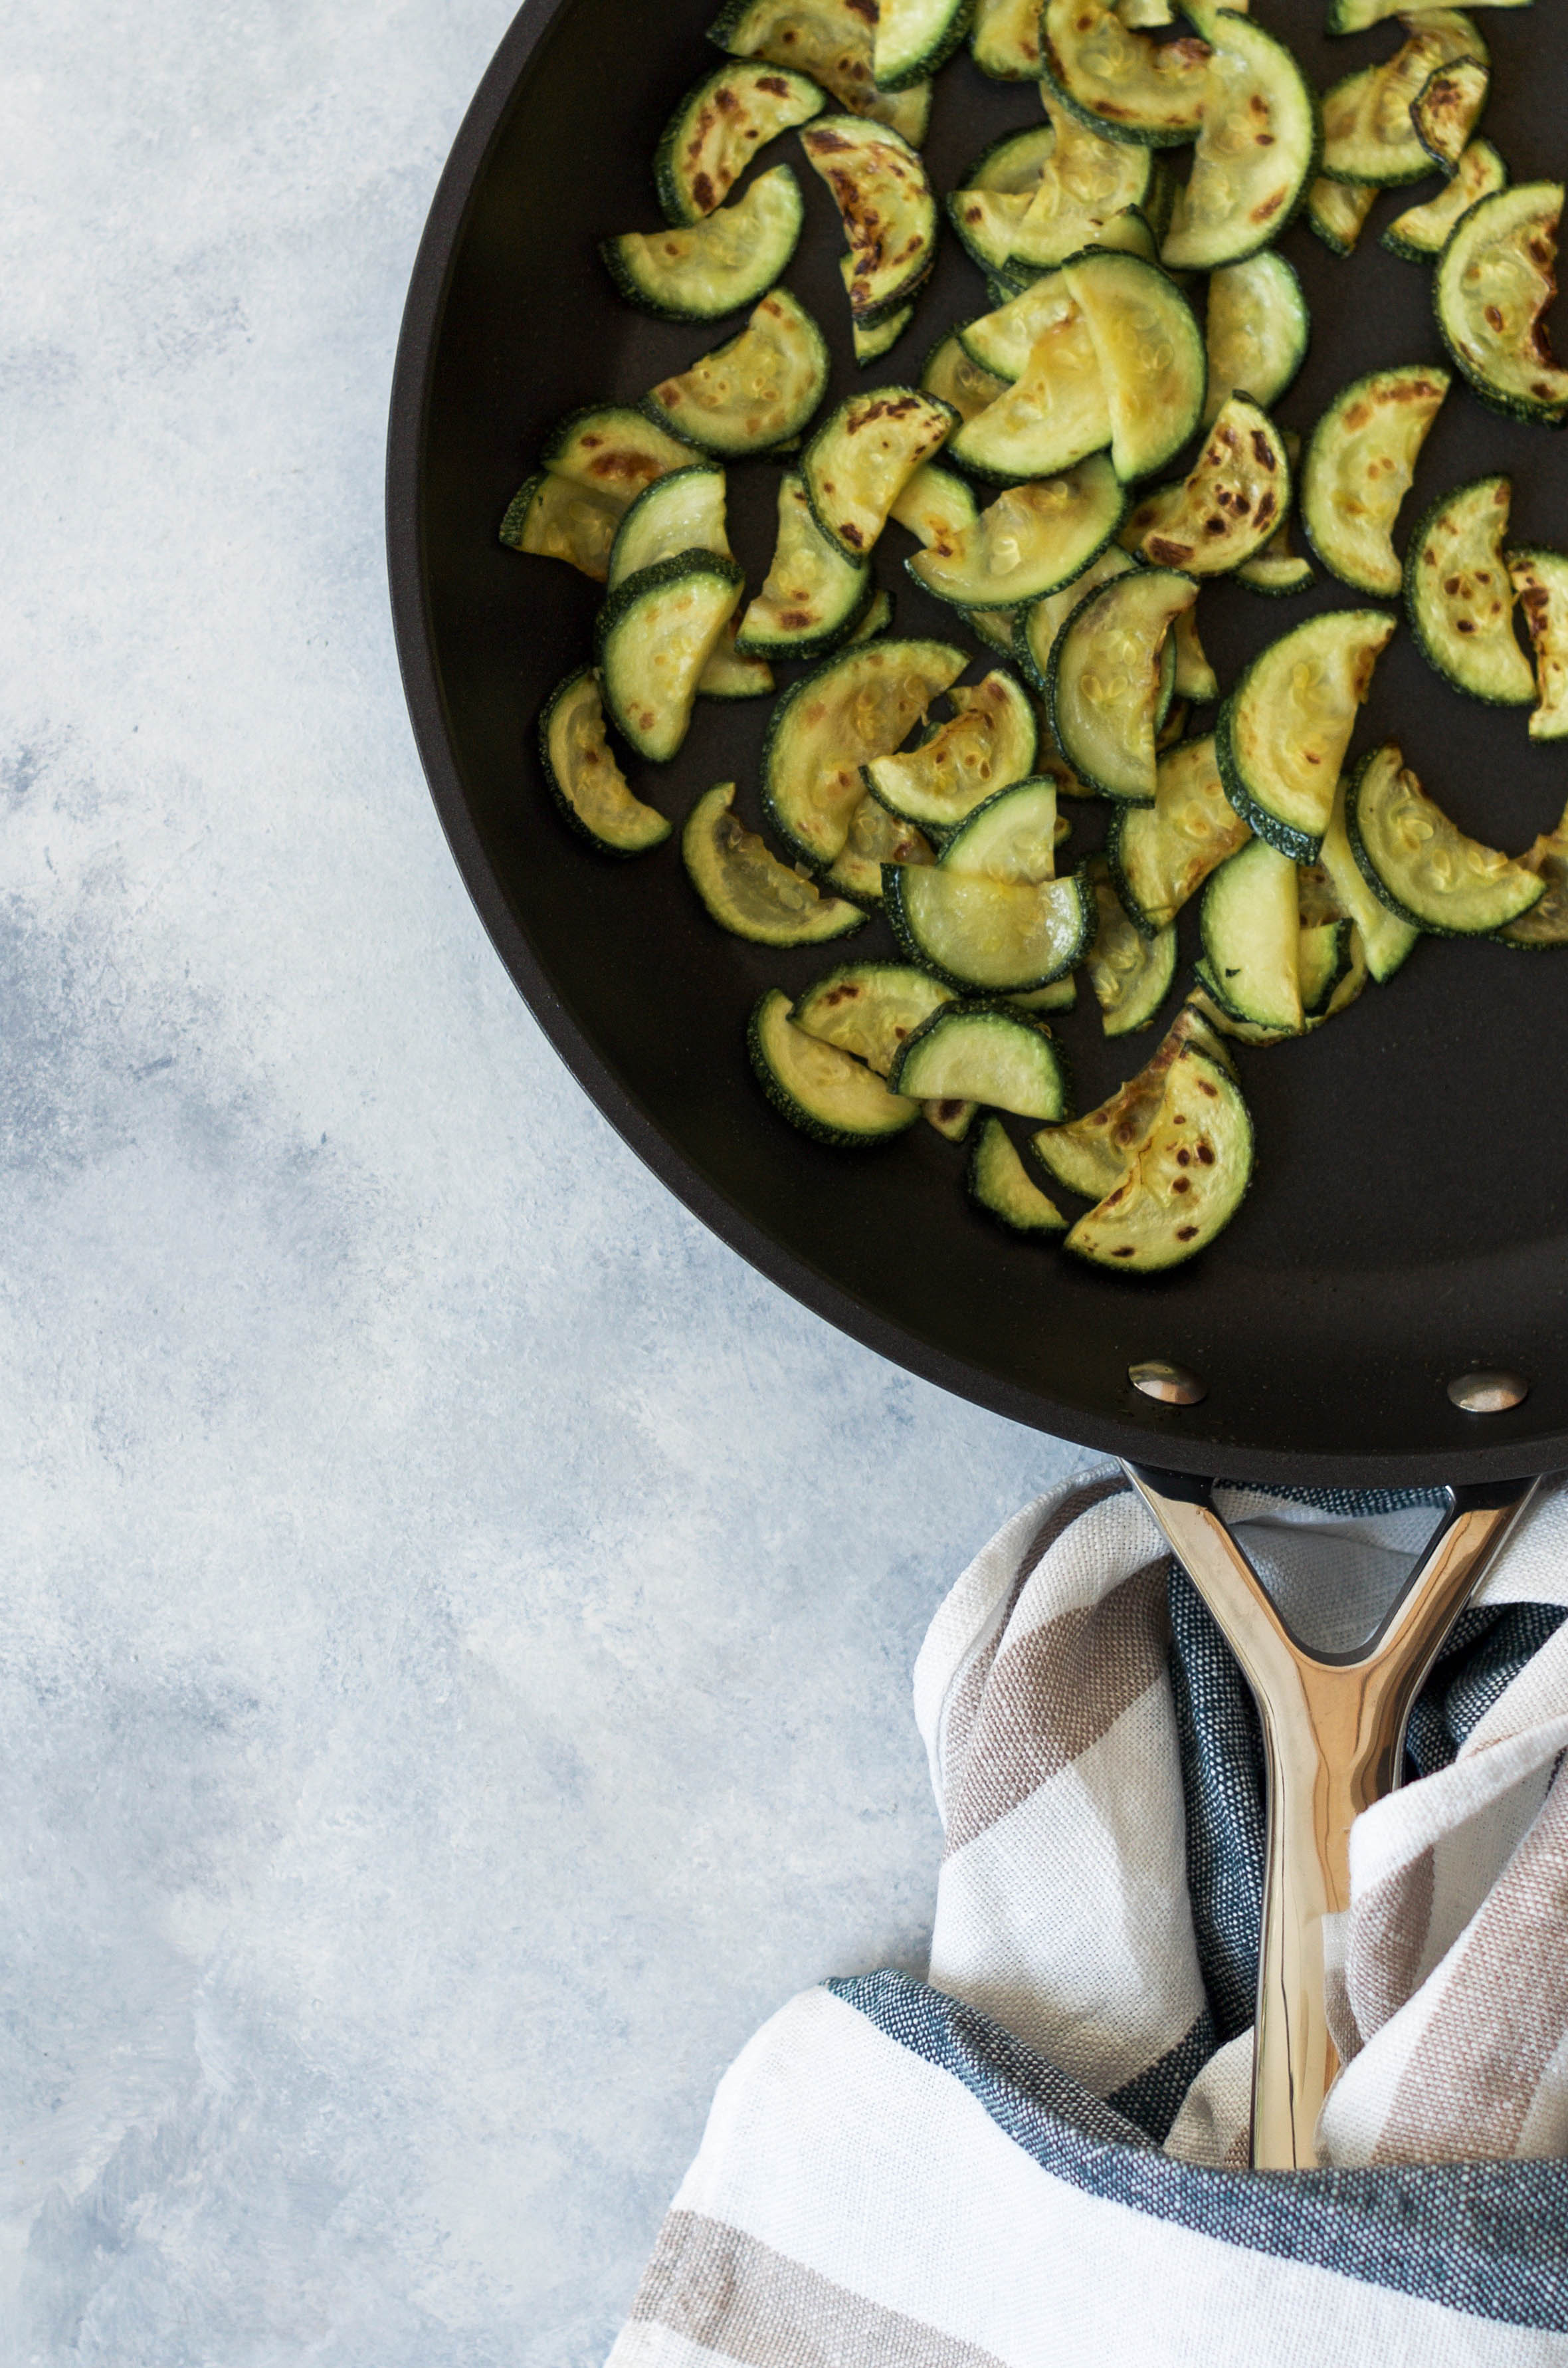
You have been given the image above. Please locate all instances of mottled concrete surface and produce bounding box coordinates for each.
[0,5,1085,2359]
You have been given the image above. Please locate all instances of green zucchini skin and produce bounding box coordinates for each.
[1345,744,1545,937]
[1046,568,1195,804]
[1300,365,1450,599]
[748,988,921,1147]
[1433,183,1568,426]
[1040,0,1211,149]
[595,552,745,762]
[968,1117,1068,1234]
[887,1002,1070,1121]
[537,667,672,857]
[882,864,1094,994]
[1383,139,1507,261]
[1202,251,1310,428]
[654,61,826,224]
[874,0,975,90]
[1157,17,1322,273]
[1215,609,1395,863]
[643,288,832,457]
[682,782,866,945]
[601,167,805,322]
[1403,476,1535,706]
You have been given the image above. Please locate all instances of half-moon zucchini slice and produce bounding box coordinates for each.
[821,792,933,905]
[1061,249,1207,481]
[948,306,1113,482]
[1306,174,1376,256]
[1320,13,1484,187]
[1383,138,1506,260]
[1137,395,1290,576]
[603,167,805,321]
[1300,364,1450,597]
[884,866,1094,991]
[873,0,973,90]
[763,635,967,865]
[1203,251,1310,427]
[708,0,931,144]
[538,668,671,855]
[851,297,914,366]
[969,1119,1068,1233]
[969,0,1048,78]
[888,461,981,554]
[803,387,957,558]
[539,404,700,494]
[1508,548,1568,739]
[1405,475,1533,704]
[801,116,937,324]
[596,552,746,762]
[698,619,775,700]
[941,774,1062,884]
[1014,545,1135,693]
[1318,774,1419,982]
[1032,1004,1229,1196]
[500,472,624,581]
[608,463,730,591]
[1062,1043,1252,1272]
[748,988,921,1145]
[865,672,1038,833]
[1434,182,1568,424]
[1108,732,1250,935]
[1200,835,1303,1033]
[908,457,1126,609]
[1327,0,1522,28]
[957,271,1078,383]
[1347,742,1545,934]
[963,122,1058,195]
[656,61,827,223]
[644,288,831,455]
[1159,16,1320,271]
[683,782,868,944]
[1048,567,1198,802]
[792,961,951,1069]
[735,473,870,659]
[1041,0,1211,147]
[890,1003,1070,1119]
[1217,607,1395,859]
[1004,94,1153,271]
[1084,856,1176,1035]
[1412,55,1488,175]
[920,330,1009,423]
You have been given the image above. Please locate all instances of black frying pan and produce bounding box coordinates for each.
[386,0,1568,1491]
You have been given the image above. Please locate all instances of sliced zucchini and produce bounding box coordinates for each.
[1062,249,1207,482]
[1300,365,1450,597]
[1347,742,1545,934]
[921,330,1009,424]
[608,463,730,591]
[866,672,1038,833]
[1217,608,1395,860]
[888,461,981,553]
[684,782,867,944]
[967,124,1059,194]
[1236,540,1315,595]
[1032,1004,1228,1196]
[969,0,1048,76]
[1320,15,1484,188]
[925,1097,981,1140]
[968,606,1021,655]
[1014,544,1135,692]
[1307,174,1377,256]
[596,552,745,763]
[1509,548,1568,739]
[942,775,1062,883]
[1328,0,1523,28]
[873,0,972,90]
[852,300,914,366]
[1048,567,1197,802]
[803,387,957,559]
[969,1118,1068,1232]
[699,619,775,699]
[1405,475,1533,705]
[949,306,1113,483]
[1005,95,1153,272]
[603,167,805,322]
[500,471,623,581]
[708,0,932,143]
[1041,0,1212,148]
[1413,56,1488,176]
[821,792,933,905]
[656,62,827,223]
[1201,836,1303,1032]
[1203,252,1310,427]
[1502,823,1568,948]
[890,1003,1070,1119]
[1159,17,1320,272]
[949,187,1034,274]
[909,458,1126,610]
[644,288,830,457]
[1109,732,1250,934]
[1136,395,1289,576]
[1012,973,1078,1012]
[1063,1045,1252,1271]
[848,587,896,643]
[958,271,1079,383]
[1084,857,1176,1034]
[763,635,967,865]
[801,117,937,324]
[538,667,671,855]
[1318,774,1419,982]
[1383,138,1506,260]
[1298,912,1353,1018]
[1157,696,1191,750]
[1172,606,1217,703]
[885,866,1094,991]
[749,987,920,1145]
[735,473,870,659]
[539,405,699,496]
[792,961,951,1071]
[1434,183,1568,425]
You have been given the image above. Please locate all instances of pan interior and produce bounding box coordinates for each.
[395,0,1568,1484]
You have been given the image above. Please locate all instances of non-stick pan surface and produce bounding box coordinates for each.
[388,0,1568,1489]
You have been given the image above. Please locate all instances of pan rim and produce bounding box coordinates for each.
[384,0,1567,1493]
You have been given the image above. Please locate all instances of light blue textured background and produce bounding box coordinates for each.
[0,3,1086,2359]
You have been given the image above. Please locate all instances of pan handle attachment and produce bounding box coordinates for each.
[1123,1463,1539,2171]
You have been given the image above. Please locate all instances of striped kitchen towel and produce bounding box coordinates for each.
[609,1466,1568,2366]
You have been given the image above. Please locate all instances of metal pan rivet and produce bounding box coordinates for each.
[1129,1360,1207,1408]
[1448,1370,1529,1415]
